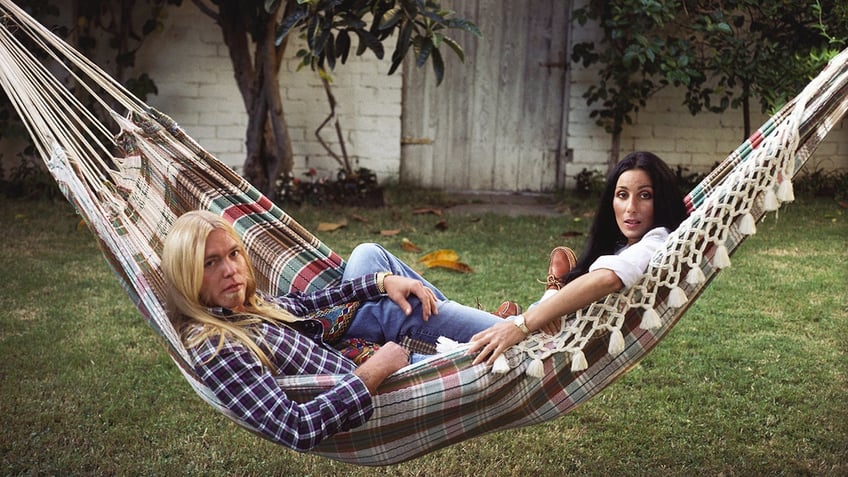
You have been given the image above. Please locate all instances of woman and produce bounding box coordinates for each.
[161,210,501,451]
[468,151,688,365]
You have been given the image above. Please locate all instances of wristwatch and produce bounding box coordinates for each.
[375,271,393,294]
[513,314,530,335]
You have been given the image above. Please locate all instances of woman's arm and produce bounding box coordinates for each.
[468,227,670,366]
[468,268,622,365]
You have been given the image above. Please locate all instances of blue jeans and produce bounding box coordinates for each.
[341,243,501,347]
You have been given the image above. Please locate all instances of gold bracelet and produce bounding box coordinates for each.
[376,271,393,294]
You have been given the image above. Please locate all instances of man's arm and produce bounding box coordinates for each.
[352,341,409,393]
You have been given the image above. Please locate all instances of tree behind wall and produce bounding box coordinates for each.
[0,0,178,197]
[190,0,480,200]
[573,0,848,171]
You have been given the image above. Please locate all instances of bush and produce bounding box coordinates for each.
[0,151,61,200]
[274,167,384,207]
[793,166,848,201]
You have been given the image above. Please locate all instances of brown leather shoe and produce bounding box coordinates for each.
[545,246,577,290]
[492,300,522,318]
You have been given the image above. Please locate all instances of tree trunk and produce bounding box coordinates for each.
[260,12,292,198]
[608,131,621,174]
[742,80,751,140]
[206,0,294,200]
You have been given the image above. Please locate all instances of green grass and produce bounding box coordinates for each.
[1,192,845,476]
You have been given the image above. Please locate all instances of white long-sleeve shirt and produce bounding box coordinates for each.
[589,227,669,289]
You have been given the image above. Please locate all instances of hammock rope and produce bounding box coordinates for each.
[2,0,847,465]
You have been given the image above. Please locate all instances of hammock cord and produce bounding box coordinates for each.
[2,0,847,465]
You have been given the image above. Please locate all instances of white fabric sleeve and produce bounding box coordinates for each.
[589,227,669,289]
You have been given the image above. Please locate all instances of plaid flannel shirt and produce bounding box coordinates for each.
[187,273,384,451]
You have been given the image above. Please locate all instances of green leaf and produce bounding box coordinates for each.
[276,8,307,46]
[379,6,403,31]
[306,15,320,50]
[416,38,433,68]
[324,32,336,70]
[431,47,445,85]
[444,18,482,37]
[355,30,384,60]
[443,36,464,62]
[336,30,351,64]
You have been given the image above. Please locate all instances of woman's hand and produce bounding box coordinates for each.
[382,275,439,320]
[539,319,562,336]
[466,320,527,366]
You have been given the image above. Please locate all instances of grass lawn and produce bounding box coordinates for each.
[1,191,845,476]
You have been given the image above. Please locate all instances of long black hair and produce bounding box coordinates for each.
[564,151,688,283]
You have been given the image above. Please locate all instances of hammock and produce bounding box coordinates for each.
[2,0,847,465]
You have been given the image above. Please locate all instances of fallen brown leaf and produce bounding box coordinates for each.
[351,213,370,223]
[412,207,443,216]
[401,238,422,252]
[380,229,401,236]
[424,259,474,273]
[317,220,348,232]
[434,219,448,231]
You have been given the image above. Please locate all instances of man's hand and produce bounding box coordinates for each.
[382,275,439,321]
[353,341,409,394]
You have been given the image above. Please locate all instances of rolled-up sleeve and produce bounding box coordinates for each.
[589,227,669,289]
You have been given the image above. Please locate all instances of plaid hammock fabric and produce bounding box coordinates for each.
[1,0,847,465]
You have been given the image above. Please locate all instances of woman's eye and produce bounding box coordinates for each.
[640,191,653,200]
[204,260,215,268]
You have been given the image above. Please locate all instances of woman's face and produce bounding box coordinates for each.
[613,168,655,245]
[199,229,248,312]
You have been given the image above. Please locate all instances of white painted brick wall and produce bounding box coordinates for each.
[135,2,402,183]
[2,2,844,189]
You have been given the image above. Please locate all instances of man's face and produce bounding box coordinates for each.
[199,229,248,312]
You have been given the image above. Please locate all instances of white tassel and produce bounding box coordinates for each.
[764,188,780,211]
[570,350,588,372]
[526,358,545,378]
[491,354,510,374]
[639,307,662,330]
[712,244,731,269]
[738,212,757,235]
[686,266,706,285]
[435,336,461,354]
[777,178,795,203]
[667,286,688,308]
[607,328,625,355]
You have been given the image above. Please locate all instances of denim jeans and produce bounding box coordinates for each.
[341,243,501,347]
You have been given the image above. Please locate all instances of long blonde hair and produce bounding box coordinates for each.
[161,210,300,371]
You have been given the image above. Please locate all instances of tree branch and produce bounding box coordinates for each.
[315,73,352,175]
